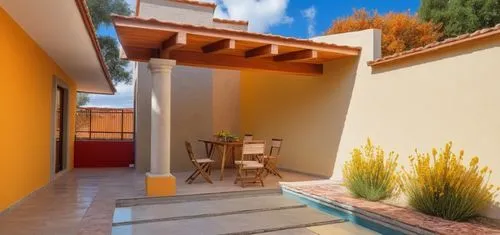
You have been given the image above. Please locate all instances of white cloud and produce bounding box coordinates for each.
[200,0,293,33]
[301,6,316,37]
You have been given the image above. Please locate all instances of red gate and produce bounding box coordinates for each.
[74,108,134,168]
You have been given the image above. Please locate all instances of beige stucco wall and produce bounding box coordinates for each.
[333,35,500,180]
[140,0,214,26]
[213,22,248,31]
[171,66,214,171]
[140,0,249,31]
[212,69,241,134]
[332,34,500,218]
[239,30,380,177]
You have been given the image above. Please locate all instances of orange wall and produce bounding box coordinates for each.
[0,7,77,211]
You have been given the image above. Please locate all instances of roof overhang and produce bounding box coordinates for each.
[112,15,361,76]
[368,23,500,67]
[0,0,115,94]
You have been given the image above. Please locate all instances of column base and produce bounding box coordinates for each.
[145,173,176,197]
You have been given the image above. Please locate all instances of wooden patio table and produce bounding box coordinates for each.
[198,139,242,181]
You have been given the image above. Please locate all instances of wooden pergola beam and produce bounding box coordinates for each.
[160,32,187,57]
[245,44,279,58]
[164,50,322,76]
[274,49,318,62]
[122,47,323,76]
[202,39,235,54]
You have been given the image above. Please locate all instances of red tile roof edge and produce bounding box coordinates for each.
[368,23,500,66]
[213,18,249,26]
[112,14,362,52]
[169,0,217,9]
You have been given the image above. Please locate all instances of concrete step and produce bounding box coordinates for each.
[113,195,305,225]
[116,188,282,207]
[112,207,344,235]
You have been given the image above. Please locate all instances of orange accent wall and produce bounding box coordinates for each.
[0,7,77,211]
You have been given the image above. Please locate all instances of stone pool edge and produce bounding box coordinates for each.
[280,181,436,235]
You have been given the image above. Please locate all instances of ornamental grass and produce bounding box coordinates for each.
[400,142,499,221]
[343,138,399,201]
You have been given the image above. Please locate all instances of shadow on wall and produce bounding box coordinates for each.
[320,56,360,177]
[371,36,500,74]
[171,66,214,172]
[240,55,360,177]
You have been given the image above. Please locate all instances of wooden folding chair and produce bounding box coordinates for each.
[243,134,254,142]
[234,140,265,187]
[263,138,283,178]
[229,134,254,166]
[185,141,214,184]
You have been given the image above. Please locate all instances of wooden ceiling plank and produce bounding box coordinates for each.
[164,50,322,76]
[274,49,318,62]
[202,39,235,54]
[245,44,278,58]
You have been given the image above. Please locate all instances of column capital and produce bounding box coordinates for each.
[148,58,176,73]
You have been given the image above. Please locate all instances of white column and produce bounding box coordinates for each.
[148,58,176,175]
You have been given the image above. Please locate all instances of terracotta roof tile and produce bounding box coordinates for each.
[168,0,216,9]
[368,23,500,66]
[213,18,249,26]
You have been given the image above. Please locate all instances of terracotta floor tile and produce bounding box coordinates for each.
[1,168,319,235]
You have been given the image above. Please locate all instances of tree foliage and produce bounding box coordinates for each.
[78,0,132,106]
[87,0,132,85]
[419,0,500,38]
[98,36,131,84]
[77,93,90,107]
[87,0,131,28]
[326,9,442,56]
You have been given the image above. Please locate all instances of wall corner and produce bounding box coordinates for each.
[372,29,382,61]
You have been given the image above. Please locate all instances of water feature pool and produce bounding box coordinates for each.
[282,188,413,235]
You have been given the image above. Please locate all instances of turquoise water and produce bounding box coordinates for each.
[283,189,407,235]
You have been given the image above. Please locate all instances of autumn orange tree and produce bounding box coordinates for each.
[326,9,442,56]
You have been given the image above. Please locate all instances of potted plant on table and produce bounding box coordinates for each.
[214,130,239,142]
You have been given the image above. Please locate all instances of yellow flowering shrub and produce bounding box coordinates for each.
[400,142,499,221]
[343,138,399,201]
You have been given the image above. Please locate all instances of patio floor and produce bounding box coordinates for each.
[0,168,320,235]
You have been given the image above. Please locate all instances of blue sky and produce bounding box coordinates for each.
[273,0,420,38]
[87,0,420,108]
